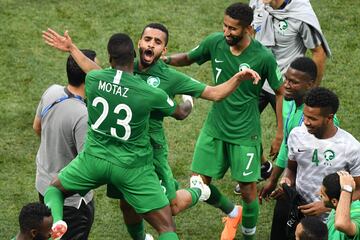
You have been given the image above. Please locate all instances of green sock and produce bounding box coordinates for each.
[126,221,145,240]
[205,184,235,214]
[159,232,179,240]
[241,199,259,240]
[185,188,201,208]
[44,186,64,223]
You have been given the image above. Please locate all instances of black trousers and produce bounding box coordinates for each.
[259,89,276,114]
[270,196,292,240]
[39,193,95,240]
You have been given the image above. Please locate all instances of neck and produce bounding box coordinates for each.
[270,0,285,9]
[230,34,251,56]
[294,97,304,107]
[318,124,337,139]
[112,64,134,75]
[67,84,85,98]
[15,232,28,240]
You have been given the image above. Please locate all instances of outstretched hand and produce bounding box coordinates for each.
[42,28,73,52]
[235,68,261,85]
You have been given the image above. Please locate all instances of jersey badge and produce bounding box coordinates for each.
[324,149,335,163]
[278,20,288,33]
[147,76,161,88]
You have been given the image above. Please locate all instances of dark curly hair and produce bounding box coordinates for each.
[304,87,339,116]
[225,2,253,27]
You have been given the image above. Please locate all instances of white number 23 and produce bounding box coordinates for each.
[91,97,132,140]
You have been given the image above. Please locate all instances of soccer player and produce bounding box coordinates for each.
[42,24,260,240]
[321,171,360,240]
[294,216,328,240]
[12,202,52,240]
[33,49,97,240]
[164,3,284,239]
[237,0,332,194]
[259,57,329,239]
[274,87,360,239]
[43,29,258,239]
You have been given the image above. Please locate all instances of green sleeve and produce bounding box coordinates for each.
[151,88,177,117]
[187,33,218,65]
[169,69,206,97]
[275,138,288,168]
[264,53,283,91]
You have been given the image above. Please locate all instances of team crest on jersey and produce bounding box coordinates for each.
[324,150,335,161]
[147,76,161,88]
[278,20,288,32]
[239,63,251,72]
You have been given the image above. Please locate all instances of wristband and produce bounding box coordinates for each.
[182,95,194,107]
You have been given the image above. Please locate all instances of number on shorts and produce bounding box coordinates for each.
[91,97,132,140]
[245,153,254,170]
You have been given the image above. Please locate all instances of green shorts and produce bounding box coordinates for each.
[191,130,261,182]
[59,151,169,214]
[107,133,178,201]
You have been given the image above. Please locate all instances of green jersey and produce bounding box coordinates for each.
[327,200,360,240]
[188,32,283,145]
[134,59,206,134]
[275,100,339,168]
[84,68,176,167]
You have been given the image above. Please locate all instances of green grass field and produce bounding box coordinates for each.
[1,0,359,239]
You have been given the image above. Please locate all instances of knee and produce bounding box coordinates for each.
[239,182,257,203]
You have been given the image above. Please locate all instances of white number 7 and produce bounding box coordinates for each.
[245,153,254,170]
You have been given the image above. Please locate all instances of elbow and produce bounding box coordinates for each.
[334,220,349,233]
[174,111,190,120]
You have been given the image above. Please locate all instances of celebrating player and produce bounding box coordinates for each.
[165,2,284,239]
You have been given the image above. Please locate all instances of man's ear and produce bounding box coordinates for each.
[30,228,38,237]
[162,46,168,56]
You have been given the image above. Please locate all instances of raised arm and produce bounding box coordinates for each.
[163,53,196,67]
[200,68,260,101]
[42,28,101,73]
[334,171,357,237]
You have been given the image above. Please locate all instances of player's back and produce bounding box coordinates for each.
[84,68,175,167]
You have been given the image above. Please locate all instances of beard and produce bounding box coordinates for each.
[139,48,160,68]
[225,35,242,46]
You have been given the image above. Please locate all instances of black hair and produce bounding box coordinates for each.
[66,49,96,87]
[299,216,328,240]
[141,23,169,46]
[323,172,341,200]
[19,202,51,233]
[289,57,317,81]
[304,87,340,116]
[107,33,135,66]
[225,2,253,27]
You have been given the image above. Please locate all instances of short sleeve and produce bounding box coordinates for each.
[151,88,177,117]
[348,143,360,177]
[287,130,297,162]
[187,33,215,65]
[264,53,283,91]
[275,139,288,169]
[299,22,322,50]
[169,69,206,98]
[36,99,43,118]
[73,113,88,152]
